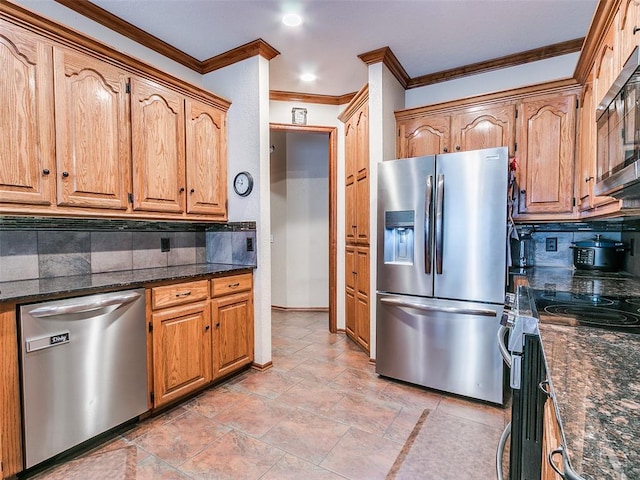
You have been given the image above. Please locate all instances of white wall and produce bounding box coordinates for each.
[270,131,329,309]
[13,0,202,85]
[404,53,580,109]
[203,57,272,367]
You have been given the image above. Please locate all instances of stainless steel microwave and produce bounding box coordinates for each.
[595,47,640,199]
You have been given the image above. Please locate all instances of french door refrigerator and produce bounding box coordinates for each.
[376,147,508,404]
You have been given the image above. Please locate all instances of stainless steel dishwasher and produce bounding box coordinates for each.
[19,289,148,469]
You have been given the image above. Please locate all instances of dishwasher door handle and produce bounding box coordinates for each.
[380,297,497,317]
[28,291,143,318]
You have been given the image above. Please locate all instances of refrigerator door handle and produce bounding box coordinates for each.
[380,297,497,317]
[435,174,445,274]
[424,175,433,274]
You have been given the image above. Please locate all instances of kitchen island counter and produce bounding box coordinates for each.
[514,267,640,480]
[0,263,254,303]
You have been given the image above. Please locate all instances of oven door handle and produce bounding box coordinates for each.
[497,325,511,368]
[496,422,511,480]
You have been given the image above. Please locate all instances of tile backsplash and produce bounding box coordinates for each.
[0,218,256,282]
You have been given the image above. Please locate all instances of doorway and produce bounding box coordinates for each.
[269,123,337,333]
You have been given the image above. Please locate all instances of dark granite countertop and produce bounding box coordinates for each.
[514,267,640,480]
[0,263,255,303]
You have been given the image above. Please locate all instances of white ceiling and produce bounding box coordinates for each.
[89,0,598,96]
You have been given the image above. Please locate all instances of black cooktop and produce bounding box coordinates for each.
[532,289,640,334]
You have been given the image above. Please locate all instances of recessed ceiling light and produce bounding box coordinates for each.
[282,13,302,27]
[300,73,316,82]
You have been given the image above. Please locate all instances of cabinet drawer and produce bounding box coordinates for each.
[151,280,209,310]
[211,274,252,297]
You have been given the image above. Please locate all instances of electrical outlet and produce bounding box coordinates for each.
[160,237,170,252]
[246,237,254,252]
[545,237,557,252]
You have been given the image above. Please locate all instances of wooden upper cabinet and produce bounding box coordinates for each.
[345,118,357,183]
[131,77,185,213]
[517,92,577,215]
[594,23,617,107]
[355,105,369,176]
[54,48,130,210]
[578,77,596,209]
[185,99,227,218]
[397,115,451,158]
[452,103,516,155]
[617,0,640,71]
[0,21,55,207]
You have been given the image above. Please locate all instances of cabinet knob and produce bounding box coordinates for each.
[455,146,461,151]
[62,171,69,178]
[42,169,50,175]
[352,271,357,275]
[190,188,195,194]
[585,176,594,183]
[443,147,448,153]
[179,187,185,193]
[216,322,220,328]
[634,26,640,35]
[520,189,526,194]
[205,325,210,331]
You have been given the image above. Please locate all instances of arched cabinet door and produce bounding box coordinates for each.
[54,47,130,210]
[131,77,185,213]
[0,22,55,207]
[451,103,516,156]
[397,115,451,158]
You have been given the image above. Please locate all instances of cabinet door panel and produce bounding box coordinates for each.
[54,48,130,209]
[131,77,185,213]
[397,115,450,158]
[345,119,357,183]
[356,105,369,175]
[345,246,356,338]
[0,22,54,206]
[518,94,576,214]
[152,301,211,407]
[617,0,640,69]
[212,291,254,379]
[453,104,515,155]
[594,24,616,107]
[185,99,227,217]
[355,294,369,351]
[355,172,369,244]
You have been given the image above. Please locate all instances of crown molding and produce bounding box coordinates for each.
[358,46,410,88]
[269,90,356,105]
[53,0,202,71]
[201,39,280,74]
[338,84,369,122]
[408,38,584,88]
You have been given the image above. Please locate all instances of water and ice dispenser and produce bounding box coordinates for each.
[383,210,415,265]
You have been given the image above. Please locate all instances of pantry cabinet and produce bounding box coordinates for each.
[150,280,212,408]
[0,21,54,207]
[211,274,254,380]
[54,48,131,210]
[0,6,230,221]
[516,91,577,216]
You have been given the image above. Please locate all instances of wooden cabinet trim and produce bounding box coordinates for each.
[338,83,369,122]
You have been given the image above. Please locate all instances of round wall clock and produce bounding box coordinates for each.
[233,171,254,197]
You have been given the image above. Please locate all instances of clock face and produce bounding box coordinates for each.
[233,172,253,197]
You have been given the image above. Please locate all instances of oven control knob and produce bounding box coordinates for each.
[500,310,516,327]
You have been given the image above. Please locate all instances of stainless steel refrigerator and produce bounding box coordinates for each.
[376,147,507,404]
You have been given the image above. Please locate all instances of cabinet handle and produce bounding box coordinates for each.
[634,26,640,35]
[352,271,357,275]
[175,291,191,297]
[455,146,461,151]
[585,176,594,183]
[443,147,448,153]
[179,187,185,193]
[42,169,50,175]
[228,282,240,288]
[190,188,195,194]
[62,171,69,178]
[520,189,526,194]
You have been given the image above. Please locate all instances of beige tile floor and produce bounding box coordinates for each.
[29,310,508,480]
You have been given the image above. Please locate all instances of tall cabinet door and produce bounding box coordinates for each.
[355,104,370,245]
[0,22,55,206]
[185,99,227,218]
[345,119,357,244]
[452,103,515,156]
[131,77,185,213]
[517,93,576,215]
[54,48,130,209]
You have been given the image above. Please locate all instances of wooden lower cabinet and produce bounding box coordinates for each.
[0,303,22,479]
[151,299,212,408]
[542,397,563,480]
[149,273,254,409]
[211,274,254,380]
